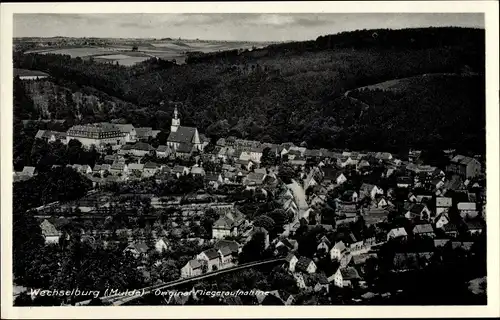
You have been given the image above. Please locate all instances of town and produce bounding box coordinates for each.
[13,104,487,306]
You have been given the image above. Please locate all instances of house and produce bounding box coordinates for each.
[434,212,451,229]
[219,246,234,268]
[465,220,484,235]
[190,166,206,177]
[447,155,482,179]
[362,208,389,226]
[143,162,159,177]
[333,267,361,288]
[289,157,307,168]
[128,163,145,176]
[433,239,450,248]
[125,242,149,258]
[205,173,224,189]
[294,256,317,274]
[110,162,128,176]
[443,223,459,237]
[330,241,347,261]
[314,273,330,293]
[212,208,246,239]
[180,259,205,278]
[436,197,453,215]
[397,176,413,188]
[40,219,61,244]
[155,238,170,252]
[197,248,221,271]
[317,236,332,252]
[412,224,435,238]
[235,159,254,171]
[214,239,241,256]
[359,183,383,200]
[285,253,299,272]
[243,172,266,186]
[156,145,172,158]
[129,142,155,157]
[339,253,353,268]
[20,166,36,178]
[387,227,408,241]
[375,152,393,161]
[323,168,347,185]
[458,202,478,219]
[405,203,432,221]
[114,124,137,143]
[172,165,189,177]
[293,273,307,289]
[342,190,359,203]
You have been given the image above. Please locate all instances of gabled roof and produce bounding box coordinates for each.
[214,240,240,254]
[115,124,135,133]
[156,145,170,152]
[168,126,197,144]
[436,197,453,207]
[413,224,434,234]
[40,219,59,236]
[340,267,361,280]
[219,246,232,256]
[202,248,220,260]
[172,165,187,173]
[332,241,346,252]
[457,202,476,211]
[176,143,193,154]
[188,259,202,269]
[135,127,152,138]
[130,241,149,254]
[21,166,36,176]
[128,163,144,171]
[451,155,479,165]
[389,227,408,237]
[205,173,222,182]
[295,256,314,272]
[465,219,484,230]
[246,172,265,182]
[285,253,297,262]
[143,162,158,169]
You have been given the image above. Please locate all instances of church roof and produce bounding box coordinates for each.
[176,143,193,154]
[168,126,197,144]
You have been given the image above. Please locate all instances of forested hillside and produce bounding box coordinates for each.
[13,27,485,154]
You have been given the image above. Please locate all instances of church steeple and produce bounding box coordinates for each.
[171,106,180,132]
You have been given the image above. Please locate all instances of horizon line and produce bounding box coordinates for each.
[13,26,484,43]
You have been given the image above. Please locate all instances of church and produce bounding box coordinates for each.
[166,107,203,152]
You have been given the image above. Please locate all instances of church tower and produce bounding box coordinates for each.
[171,106,180,132]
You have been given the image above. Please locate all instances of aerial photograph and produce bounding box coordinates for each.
[11,12,487,306]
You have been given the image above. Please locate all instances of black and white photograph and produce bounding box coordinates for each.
[1,1,499,318]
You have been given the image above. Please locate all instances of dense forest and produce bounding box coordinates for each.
[13,27,485,154]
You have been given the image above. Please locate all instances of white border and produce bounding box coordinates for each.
[1,2,499,319]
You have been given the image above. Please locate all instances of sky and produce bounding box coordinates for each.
[14,13,484,42]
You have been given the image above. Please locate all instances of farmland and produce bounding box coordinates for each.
[18,38,272,66]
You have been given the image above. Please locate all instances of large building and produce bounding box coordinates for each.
[446,155,482,179]
[66,123,125,149]
[166,107,203,152]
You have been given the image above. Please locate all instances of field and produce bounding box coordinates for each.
[22,39,270,66]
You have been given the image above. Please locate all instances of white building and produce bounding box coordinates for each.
[66,123,125,150]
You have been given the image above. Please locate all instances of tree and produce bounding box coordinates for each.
[260,147,275,167]
[253,215,275,232]
[277,164,295,184]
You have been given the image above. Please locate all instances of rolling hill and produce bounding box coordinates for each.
[13,27,485,154]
